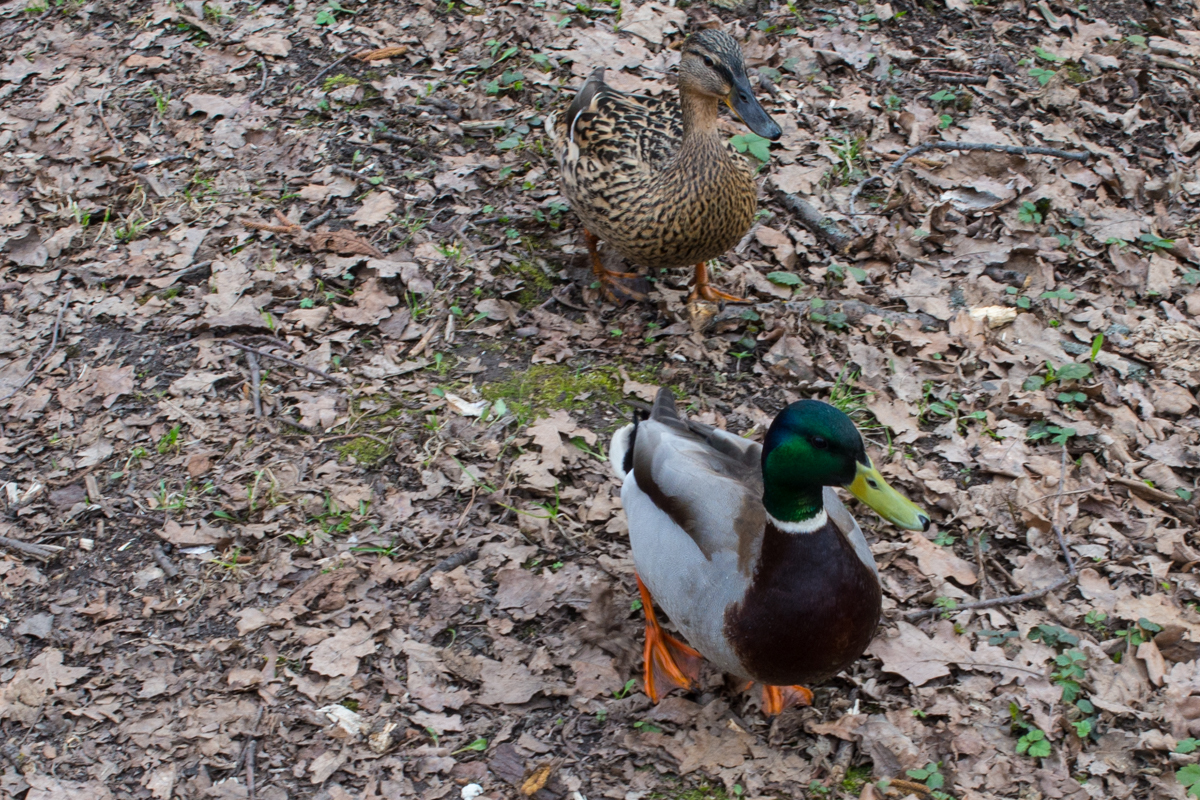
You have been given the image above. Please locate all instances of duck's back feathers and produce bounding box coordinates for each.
[631,390,766,570]
[552,71,681,177]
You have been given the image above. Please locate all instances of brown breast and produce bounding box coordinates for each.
[573,138,757,270]
[723,519,882,687]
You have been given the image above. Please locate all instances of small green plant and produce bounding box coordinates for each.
[1115,617,1162,647]
[979,629,1019,646]
[1139,233,1174,252]
[1016,727,1050,758]
[809,298,847,329]
[632,720,662,734]
[1029,66,1056,85]
[827,368,880,438]
[933,531,956,547]
[1056,390,1087,407]
[1051,649,1087,703]
[1070,697,1097,740]
[1040,287,1077,304]
[148,84,171,117]
[156,424,182,454]
[827,134,866,184]
[112,446,150,480]
[1084,609,1108,630]
[1005,286,1032,309]
[212,546,245,574]
[613,678,638,699]
[451,737,488,755]
[1017,201,1043,224]
[1024,360,1092,391]
[1027,624,1079,649]
[114,217,149,243]
[729,132,772,163]
[1178,764,1200,798]
[315,0,355,25]
[906,762,946,792]
[767,271,801,287]
[934,596,958,618]
[930,89,957,105]
[309,493,357,537]
[1177,739,1200,755]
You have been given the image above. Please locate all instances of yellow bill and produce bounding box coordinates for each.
[848,460,931,531]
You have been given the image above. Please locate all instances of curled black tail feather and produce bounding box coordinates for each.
[623,404,647,477]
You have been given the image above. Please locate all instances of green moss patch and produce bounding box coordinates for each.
[501,260,556,307]
[335,436,391,467]
[479,363,658,422]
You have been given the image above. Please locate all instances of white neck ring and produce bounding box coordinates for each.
[766,509,828,534]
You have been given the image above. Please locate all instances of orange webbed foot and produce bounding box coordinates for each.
[760,684,814,716]
[687,262,745,304]
[583,228,649,303]
[637,574,703,703]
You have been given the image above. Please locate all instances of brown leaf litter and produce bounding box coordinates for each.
[1,0,1200,798]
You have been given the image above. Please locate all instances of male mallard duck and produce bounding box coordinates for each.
[609,389,931,714]
[547,28,781,303]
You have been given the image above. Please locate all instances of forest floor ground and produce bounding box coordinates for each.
[2,0,1200,798]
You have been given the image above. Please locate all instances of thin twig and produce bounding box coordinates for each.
[302,53,353,90]
[927,71,991,84]
[248,57,269,101]
[238,705,264,800]
[244,739,256,800]
[904,576,1074,622]
[0,536,60,563]
[280,416,318,434]
[246,351,264,418]
[407,546,480,598]
[303,210,333,231]
[317,433,391,447]
[1,290,72,402]
[223,340,348,386]
[454,488,477,531]
[377,131,418,146]
[95,97,124,157]
[773,189,858,253]
[130,154,190,171]
[152,545,180,579]
[1151,55,1200,81]
[974,534,992,601]
[1016,485,1098,509]
[1051,444,1077,577]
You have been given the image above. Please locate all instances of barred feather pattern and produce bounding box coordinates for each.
[549,78,757,271]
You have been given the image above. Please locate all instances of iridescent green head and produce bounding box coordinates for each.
[762,400,930,531]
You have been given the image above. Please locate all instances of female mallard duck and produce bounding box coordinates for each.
[610,389,931,715]
[547,28,781,303]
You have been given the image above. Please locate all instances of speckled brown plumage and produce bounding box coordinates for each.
[546,29,778,288]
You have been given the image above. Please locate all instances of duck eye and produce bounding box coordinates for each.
[702,55,716,68]
[811,436,829,450]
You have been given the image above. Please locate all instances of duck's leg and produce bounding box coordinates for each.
[760,684,814,716]
[583,229,647,302]
[688,261,745,303]
[636,574,703,702]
